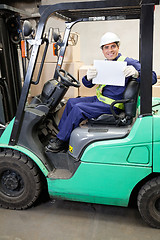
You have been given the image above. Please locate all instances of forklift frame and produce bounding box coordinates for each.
[0,0,160,228]
[9,0,159,146]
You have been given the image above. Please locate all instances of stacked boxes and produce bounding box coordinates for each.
[152,76,160,97]
[31,62,83,97]
[78,65,98,97]
[30,32,83,98]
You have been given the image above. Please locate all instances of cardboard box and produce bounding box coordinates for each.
[152,76,160,98]
[78,65,98,97]
[30,62,83,98]
[37,32,80,63]
[152,85,160,97]
[27,94,33,104]
[156,76,160,86]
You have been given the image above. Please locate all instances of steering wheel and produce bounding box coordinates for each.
[56,69,81,88]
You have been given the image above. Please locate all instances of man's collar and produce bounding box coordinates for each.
[113,53,121,61]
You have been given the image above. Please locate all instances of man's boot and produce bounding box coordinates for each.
[45,137,68,152]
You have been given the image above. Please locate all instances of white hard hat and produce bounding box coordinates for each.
[100,32,120,48]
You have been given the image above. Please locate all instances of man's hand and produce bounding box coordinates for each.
[87,67,97,81]
[123,65,139,78]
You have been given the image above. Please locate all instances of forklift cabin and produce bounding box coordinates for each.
[0,0,160,229]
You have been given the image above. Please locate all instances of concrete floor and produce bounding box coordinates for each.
[0,199,160,240]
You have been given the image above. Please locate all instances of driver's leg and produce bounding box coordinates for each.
[57,99,110,141]
[46,98,110,152]
[58,96,96,129]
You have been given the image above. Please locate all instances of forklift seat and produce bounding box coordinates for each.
[89,79,140,126]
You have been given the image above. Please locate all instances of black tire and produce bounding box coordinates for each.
[137,177,160,228]
[0,149,43,210]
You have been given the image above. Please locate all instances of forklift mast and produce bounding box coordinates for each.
[0,5,31,125]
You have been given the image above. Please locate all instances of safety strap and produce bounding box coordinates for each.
[96,55,126,110]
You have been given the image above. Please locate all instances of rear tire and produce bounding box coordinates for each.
[0,149,43,210]
[137,177,160,228]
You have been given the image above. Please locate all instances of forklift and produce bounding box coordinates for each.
[0,0,160,228]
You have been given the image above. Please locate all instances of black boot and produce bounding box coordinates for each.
[45,137,68,152]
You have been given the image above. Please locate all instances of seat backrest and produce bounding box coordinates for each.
[123,79,140,119]
[89,78,140,126]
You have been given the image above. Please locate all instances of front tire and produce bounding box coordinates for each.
[0,149,43,210]
[137,177,160,228]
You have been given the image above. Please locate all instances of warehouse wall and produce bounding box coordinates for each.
[153,5,160,76]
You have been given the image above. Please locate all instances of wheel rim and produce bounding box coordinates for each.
[0,169,24,197]
[155,197,160,212]
[149,194,160,221]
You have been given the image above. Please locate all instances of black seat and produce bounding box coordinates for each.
[30,79,57,105]
[89,79,140,126]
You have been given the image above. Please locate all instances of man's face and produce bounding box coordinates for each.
[102,42,119,60]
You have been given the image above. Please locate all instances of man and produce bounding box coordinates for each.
[46,32,157,152]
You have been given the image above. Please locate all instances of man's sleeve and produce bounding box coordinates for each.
[82,75,95,88]
[125,57,157,85]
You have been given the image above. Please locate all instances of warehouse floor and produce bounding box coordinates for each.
[0,198,160,240]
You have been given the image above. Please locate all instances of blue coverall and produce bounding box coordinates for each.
[57,53,157,142]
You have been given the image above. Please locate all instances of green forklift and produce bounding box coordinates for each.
[0,0,160,228]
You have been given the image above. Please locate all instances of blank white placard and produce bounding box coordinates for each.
[93,60,127,86]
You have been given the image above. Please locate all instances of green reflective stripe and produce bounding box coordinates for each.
[96,86,124,110]
[96,85,124,110]
[96,56,126,110]
[117,56,126,62]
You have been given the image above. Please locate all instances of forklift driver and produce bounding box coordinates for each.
[46,32,157,152]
